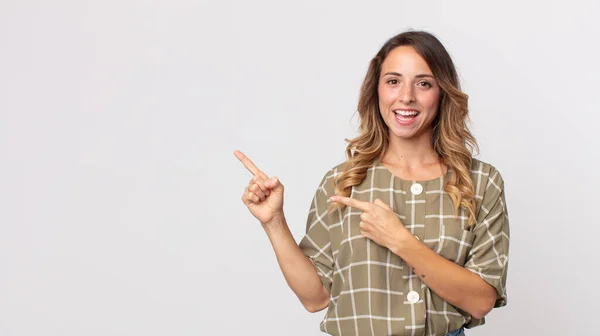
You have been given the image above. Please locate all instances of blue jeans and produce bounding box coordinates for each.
[445,327,465,336]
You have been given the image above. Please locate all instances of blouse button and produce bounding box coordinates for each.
[407,291,420,304]
[410,183,423,195]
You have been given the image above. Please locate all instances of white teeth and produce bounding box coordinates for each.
[394,110,419,116]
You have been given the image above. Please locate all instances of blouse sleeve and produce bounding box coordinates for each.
[464,168,510,308]
[298,169,337,293]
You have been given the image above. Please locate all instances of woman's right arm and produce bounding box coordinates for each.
[234,150,329,312]
[263,216,330,312]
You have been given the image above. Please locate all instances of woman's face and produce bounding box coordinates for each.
[378,46,441,141]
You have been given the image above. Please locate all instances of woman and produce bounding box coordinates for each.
[235,30,509,336]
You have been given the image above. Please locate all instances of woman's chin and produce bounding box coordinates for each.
[388,125,432,141]
[389,127,418,140]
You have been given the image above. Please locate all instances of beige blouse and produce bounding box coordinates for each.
[299,158,509,336]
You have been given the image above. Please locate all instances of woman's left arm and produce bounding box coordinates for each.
[330,174,509,319]
[391,234,497,319]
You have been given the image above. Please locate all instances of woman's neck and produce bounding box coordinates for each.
[382,134,440,170]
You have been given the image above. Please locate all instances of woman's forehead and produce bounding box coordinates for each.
[381,46,433,75]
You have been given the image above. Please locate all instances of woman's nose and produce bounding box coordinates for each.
[398,84,415,103]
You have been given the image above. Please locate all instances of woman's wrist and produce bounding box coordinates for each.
[262,212,286,233]
[390,230,420,258]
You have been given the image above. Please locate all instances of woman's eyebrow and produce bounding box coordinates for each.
[382,72,435,79]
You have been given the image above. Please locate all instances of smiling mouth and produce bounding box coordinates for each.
[393,109,420,119]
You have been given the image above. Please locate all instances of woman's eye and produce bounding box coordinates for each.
[387,79,398,85]
[418,81,432,88]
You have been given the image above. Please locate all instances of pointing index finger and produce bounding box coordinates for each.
[330,195,372,212]
[234,150,268,179]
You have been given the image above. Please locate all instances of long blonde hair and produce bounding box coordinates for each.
[334,31,479,226]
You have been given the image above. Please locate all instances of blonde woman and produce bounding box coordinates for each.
[235,30,509,336]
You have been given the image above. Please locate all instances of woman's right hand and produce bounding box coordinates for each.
[234,150,285,226]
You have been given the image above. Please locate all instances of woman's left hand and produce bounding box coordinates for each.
[329,196,410,251]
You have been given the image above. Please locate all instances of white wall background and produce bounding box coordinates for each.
[1,0,599,335]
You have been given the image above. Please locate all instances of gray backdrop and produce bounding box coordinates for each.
[1,0,599,335]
